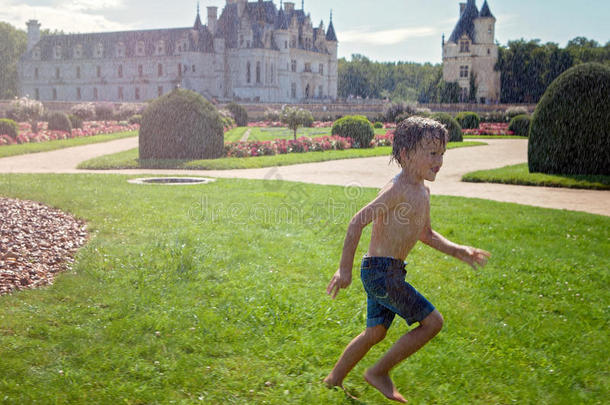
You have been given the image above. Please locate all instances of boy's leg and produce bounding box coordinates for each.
[324,324,387,387]
[364,310,443,402]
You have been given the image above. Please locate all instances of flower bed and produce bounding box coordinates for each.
[247,121,334,128]
[0,121,139,146]
[224,133,394,158]
[463,122,514,136]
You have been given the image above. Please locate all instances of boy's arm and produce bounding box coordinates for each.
[326,184,400,299]
[419,190,490,270]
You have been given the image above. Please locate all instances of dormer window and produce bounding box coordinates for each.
[136,41,145,56]
[488,24,492,35]
[116,42,126,58]
[32,47,41,60]
[459,39,470,53]
[155,40,165,56]
[94,43,104,58]
[74,44,83,59]
[53,45,62,60]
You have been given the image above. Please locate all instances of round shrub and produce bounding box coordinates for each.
[0,118,18,139]
[139,88,224,160]
[455,111,480,129]
[47,112,73,133]
[227,102,248,126]
[300,109,314,128]
[431,112,463,142]
[373,122,383,129]
[68,114,83,129]
[508,114,531,137]
[95,103,115,121]
[331,115,375,148]
[505,106,529,121]
[128,114,142,125]
[529,63,610,175]
[70,103,96,120]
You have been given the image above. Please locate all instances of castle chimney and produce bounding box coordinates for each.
[207,6,218,34]
[285,2,295,13]
[459,2,466,15]
[26,19,41,52]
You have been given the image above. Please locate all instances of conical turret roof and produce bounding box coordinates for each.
[480,0,495,18]
[448,0,479,43]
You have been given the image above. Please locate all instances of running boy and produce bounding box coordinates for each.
[324,117,490,403]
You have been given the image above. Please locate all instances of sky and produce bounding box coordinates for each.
[1,0,609,64]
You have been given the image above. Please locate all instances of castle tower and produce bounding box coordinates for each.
[326,10,338,100]
[442,0,500,103]
[26,20,41,52]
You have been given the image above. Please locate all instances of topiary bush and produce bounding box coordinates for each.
[95,103,115,121]
[331,115,375,148]
[139,88,224,160]
[529,63,610,175]
[455,111,480,129]
[505,106,529,121]
[227,102,248,126]
[47,112,73,133]
[373,122,383,129]
[128,114,142,125]
[0,118,18,139]
[431,112,463,142]
[68,114,83,129]
[70,103,96,120]
[508,114,531,137]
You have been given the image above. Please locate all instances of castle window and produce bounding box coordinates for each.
[487,48,491,55]
[240,35,244,47]
[116,42,126,58]
[246,40,250,48]
[34,88,39,100]
[118,64,123,78]
[34,67,39,79]
[246,62,251,83]
[55,67,60,79]
[304,63,311,73]
[460,87,468,101]
[53,45,62,60]
[76,66,81,79]
[76,87,81,100]
[93,88,98,100]
[135,87,140,100]
[318,85,323,98]
[488,25,492,35]
[319,64,324,75]
[118,86,124,100]
[96,65,101,78]
[460,65,469,78]
[158,86,163,97]
[291,60,297,72]
[256,62,261,84]
[74,44,83,59]
[136,41,145,56]
[138,65,143,77]
[156,41,165,56]
[52,88,57,100]
[94,43,103,58]
[291,83,296,98]
[33,47,41,60]
[284,40,288,49]
[158,63,163,77]
[178,64,182,77]
[459,40,470,53]
[192,65,196,73]
[270,64,274,83]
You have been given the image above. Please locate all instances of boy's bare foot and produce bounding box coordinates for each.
[323,377,360,400]
[364,369,407,403]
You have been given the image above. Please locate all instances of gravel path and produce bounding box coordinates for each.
[0,137,608,216]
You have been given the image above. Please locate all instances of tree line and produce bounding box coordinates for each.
[0,19,607,104]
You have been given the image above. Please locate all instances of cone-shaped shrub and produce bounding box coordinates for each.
[431,112,463,142]
[529,63,610,175]
[455,111,480,129]
[47,112,73,133]
[0,119,18,139]
[227,102,248,126]
[140,89,224,160]
[508,114,531,137]
[331,115,374,148]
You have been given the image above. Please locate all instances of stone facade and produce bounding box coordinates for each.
[442,0,501,103]
[18,0,338,103]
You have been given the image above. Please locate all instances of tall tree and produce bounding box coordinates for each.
[0,22,27,99]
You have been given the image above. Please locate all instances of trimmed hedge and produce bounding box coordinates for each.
[140,88,224,160]
[455,111,481,129]
[508,114,531,137]
[331,115,375,148]
[0,118,18,139]
[68,114,83,129]
[227,102,248,126]
[529,63,610,175]
[431,112,463,142]
[47,112,73,133]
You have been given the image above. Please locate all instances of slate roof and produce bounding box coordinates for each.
[480,0,495,18]
[326,20,337,42]
[448,0,479,43]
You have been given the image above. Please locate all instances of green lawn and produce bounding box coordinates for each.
[0,174,608,404]
[78,141,485,171]
[226,127,389,143]
[0,131,137,159]
[463,163,610,190]
[463,135,529,140]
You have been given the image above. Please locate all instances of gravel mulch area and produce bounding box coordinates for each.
[0,197,88,296]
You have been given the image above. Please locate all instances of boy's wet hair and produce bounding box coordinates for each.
[391,116,449,166]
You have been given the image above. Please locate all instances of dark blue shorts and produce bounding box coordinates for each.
[361,256,435,329]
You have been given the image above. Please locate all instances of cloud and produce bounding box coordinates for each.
[0,1,132,33]
[340,26,438,45]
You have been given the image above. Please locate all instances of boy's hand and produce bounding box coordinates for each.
[326,269,352,299]
[457,246,491,270]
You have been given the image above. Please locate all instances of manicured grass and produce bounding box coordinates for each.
[0,174,607,403]
[464,135,528,139]
[227,127,388,143]
[223,127,250,142]
[463,163,610,190]
[0,131,137,159]
[78,141,485,170]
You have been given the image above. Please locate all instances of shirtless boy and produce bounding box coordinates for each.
[324,117,490,403]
